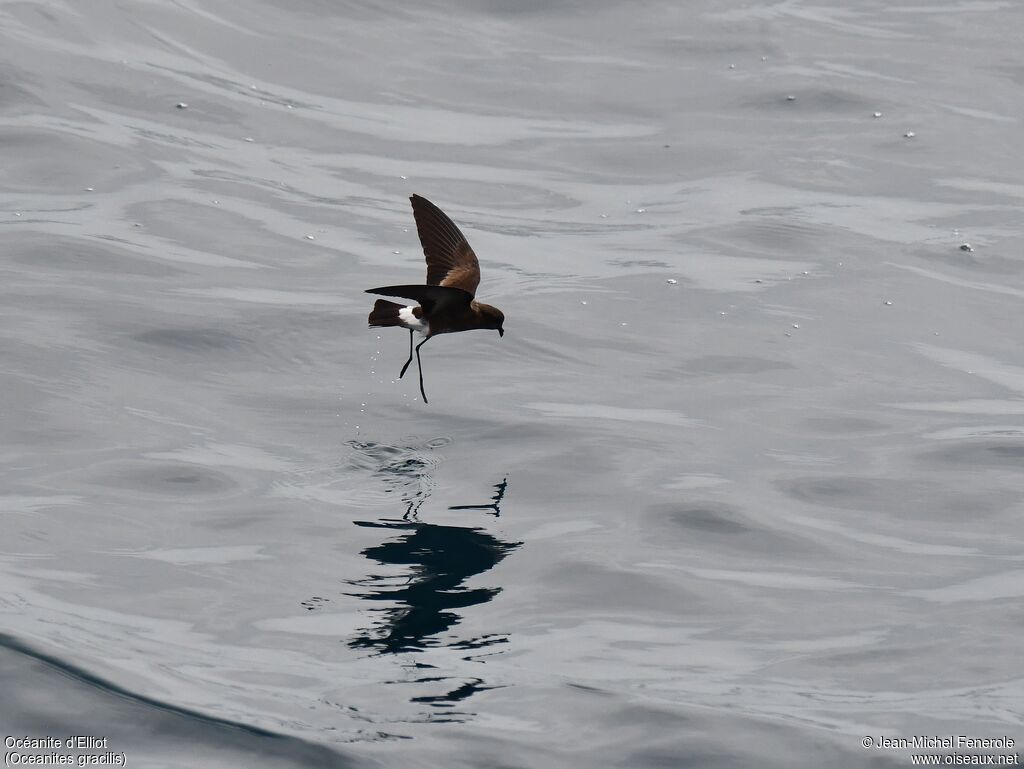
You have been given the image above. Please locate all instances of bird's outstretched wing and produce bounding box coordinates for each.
[364,284,472,314]
[410,194,481,296]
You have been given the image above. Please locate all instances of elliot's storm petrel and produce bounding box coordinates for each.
[366,195,505,403]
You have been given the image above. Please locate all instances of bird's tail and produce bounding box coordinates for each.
[368,298,406,328]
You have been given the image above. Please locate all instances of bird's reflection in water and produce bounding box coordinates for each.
[448,477,507,517]
[348,513,516,654]
[343,440,520,717]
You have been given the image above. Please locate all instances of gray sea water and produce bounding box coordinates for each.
[3,1,1024,767]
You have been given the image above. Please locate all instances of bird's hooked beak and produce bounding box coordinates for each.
[498,328,504,338]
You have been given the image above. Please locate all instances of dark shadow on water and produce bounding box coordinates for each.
[332,440,520,715]
[0,634,366,767]
[347,512,518,655]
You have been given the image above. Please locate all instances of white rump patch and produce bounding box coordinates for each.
[398,306,429,336]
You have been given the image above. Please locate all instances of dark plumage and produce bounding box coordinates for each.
[366,195,504,403]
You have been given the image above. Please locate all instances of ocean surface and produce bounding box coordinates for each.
[2,1,1023,766]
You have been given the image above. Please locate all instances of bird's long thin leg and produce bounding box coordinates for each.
[399,330,414,379]
[415,337,430,403]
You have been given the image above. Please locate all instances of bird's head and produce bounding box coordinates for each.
[479,304,505,337]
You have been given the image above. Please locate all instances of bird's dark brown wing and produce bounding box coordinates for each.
[410,194,481,296]
[364,284,472,314]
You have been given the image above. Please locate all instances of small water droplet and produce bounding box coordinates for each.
[801,270,809,275]
[959,243,973,252]
[754,279,763,283]
[14,212,21,217]
[244,137,254,142]
[580,300,588,305]
[786,95,796,101]
[305,234,315,240]
[904,131,915,138]
[621,322,628,326]
[392,250,401,255]
[883,300,893,306]
[728,64,736,69]
[761,56,768,62]
[85,187,94,191]
[400,175,407,180]
[666,278,678,285]
[599,213,608,218]
[176,102,188,109]
[792,323,800,329]
[635,208,646,213]
[873,111,883,118]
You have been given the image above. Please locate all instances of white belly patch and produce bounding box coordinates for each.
[398,306,429,336]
